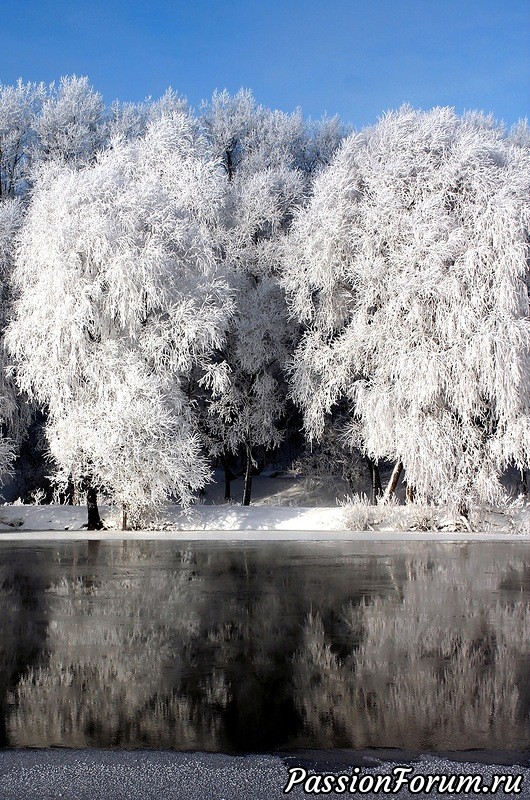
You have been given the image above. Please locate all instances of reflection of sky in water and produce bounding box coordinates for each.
[0,541,528,752]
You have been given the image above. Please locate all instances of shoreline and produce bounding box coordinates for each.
[1,529,529,542]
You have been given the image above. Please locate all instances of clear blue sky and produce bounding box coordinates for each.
[2,0,528,129]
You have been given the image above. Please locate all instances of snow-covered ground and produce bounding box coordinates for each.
[1,471,530,539]
[0,749,528,800]
[0,473,346,534]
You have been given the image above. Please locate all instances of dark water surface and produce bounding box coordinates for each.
[0,540,528,753]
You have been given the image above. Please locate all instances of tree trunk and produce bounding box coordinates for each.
[366,457,383,504]
[242,441,253,506]
[226,147,235,182]
[63,479,75,505]
[86,486,104,530]
[383,461,403,502]
[220,450,234,502]
[121,505,128,531]
[406,484,415,503]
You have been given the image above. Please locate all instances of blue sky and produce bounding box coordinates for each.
[2,0,528,128]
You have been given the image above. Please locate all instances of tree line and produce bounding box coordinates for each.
[0,76,528,526]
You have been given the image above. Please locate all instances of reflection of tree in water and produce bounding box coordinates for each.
[0,547,50,746]
[173,547,402,750]
[6,543,397,750]
[5,542,529,751]
[8,542,217,749]
[499,562,530,598]
[292,549,530,750]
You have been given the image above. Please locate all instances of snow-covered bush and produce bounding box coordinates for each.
[341,494,374,531]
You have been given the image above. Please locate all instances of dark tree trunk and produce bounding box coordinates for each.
[242,441,253,506]
[406,484,415,503]
[226,147,235,182]
[86,486,104,530]
[366,457,383,504]
[220,450,234,502]
[384,461,403,501]
[62,479,75,505]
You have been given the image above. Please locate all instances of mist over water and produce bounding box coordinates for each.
[0,540,528,753]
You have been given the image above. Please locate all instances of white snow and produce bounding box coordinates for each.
[1,472,529,540]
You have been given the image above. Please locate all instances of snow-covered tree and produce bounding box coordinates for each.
[197,92,302,502]
[108,87,189,144]
[6,112,232,527]
[0,199,25,479]
[0,79,45,198]
[200,91,345,504]
[284,106,530,511]
[0,76,110,503]
[34,75,106,166]
[202,89,348,180]
[0,80,50,492]
[211,170,304,504]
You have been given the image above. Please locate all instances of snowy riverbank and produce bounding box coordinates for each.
[1,473,530,539]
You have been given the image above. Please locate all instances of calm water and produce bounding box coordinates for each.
[0,539,528,753]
